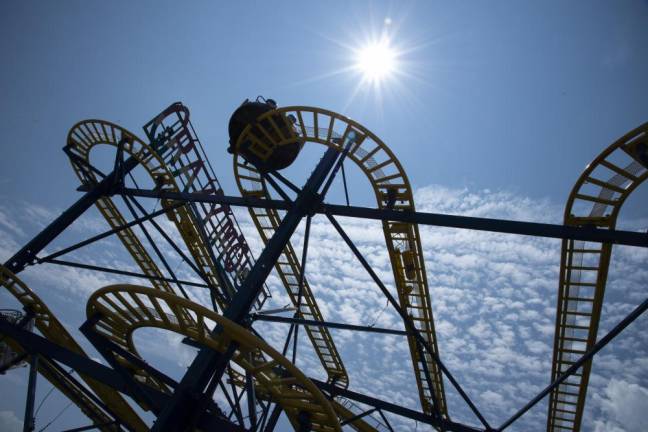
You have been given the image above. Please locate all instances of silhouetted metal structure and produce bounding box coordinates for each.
[1,99,646,431]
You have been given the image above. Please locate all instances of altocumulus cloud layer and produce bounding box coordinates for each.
[0,410,22,432]
[0,185,646,431]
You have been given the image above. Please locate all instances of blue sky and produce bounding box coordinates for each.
[1,1,648,431]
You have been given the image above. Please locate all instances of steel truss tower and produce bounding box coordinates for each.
[1,101,647,432]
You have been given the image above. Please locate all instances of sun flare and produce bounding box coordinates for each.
[355,40,397,84]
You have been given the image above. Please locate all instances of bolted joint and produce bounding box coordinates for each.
[240,315,254,328]
[294,190,322,217]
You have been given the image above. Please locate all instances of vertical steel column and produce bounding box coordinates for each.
[245,357,257,429]
[152,147,342,432]
[23,354,38,432]
[263,404,283,432]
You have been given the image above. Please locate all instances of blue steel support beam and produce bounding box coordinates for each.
[5,151,141,274]
[39,258,210,289]
[245,360,257,429]
[0,319,244,431]
[23,353,38,432]
[497,294,648,431]
[326,212,491,429]
[111,188,648,248]
[42,360,124,431]
[263,404,283,432]
[0,318,160,404]
[37,203,184,264]
[312,379,481,432]
[119,192,229,307]
[80,315,169,413]
[151,147,343,432]
[251,314,409,336]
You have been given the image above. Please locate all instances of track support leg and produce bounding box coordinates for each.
[23,354,38,432]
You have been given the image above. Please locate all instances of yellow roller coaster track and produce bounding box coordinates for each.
[547,122,648,431]
[66,120,231,311]
[87,284,341,432]
[226,369,384,431]
[233,106,447,417]
[65,118,379,430]
[0,265,147,432]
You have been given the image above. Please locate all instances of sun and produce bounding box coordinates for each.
[354,39,397,84]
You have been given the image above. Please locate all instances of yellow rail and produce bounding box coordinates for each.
[228,371,382,431]
[87,284,341,432]
[66,120,232,312]
[547,123,648,431]
[0,266,147,431]
[233,106,447,417]
[66,119,277,399]
[144,103,270,307]
[13,107,445,429]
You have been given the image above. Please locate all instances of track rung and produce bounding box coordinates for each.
[585,176,626,193]
[599,159,638,181]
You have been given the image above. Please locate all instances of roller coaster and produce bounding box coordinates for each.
[1,99,647,432]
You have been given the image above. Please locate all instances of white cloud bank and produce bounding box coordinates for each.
[0,410,22,432]
[592,379,648,432]
[1,184,647,431]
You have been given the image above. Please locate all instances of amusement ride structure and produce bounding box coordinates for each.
[0,99,647,432]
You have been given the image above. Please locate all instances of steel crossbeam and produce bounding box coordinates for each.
[110,187,648,248]
[312,379,481,432]
[252,314,409,336]
[5,154,141,275]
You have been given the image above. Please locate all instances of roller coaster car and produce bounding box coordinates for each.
[227,98,303,172]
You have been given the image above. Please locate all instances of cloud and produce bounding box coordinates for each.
[413,184,560,222]
[228,185,569,429]
[481,390,505,408]
[0,209,25,237]
[1,184,646,432]
[133,328,198,370]
[0,411,22,432]
[591,379,648,432]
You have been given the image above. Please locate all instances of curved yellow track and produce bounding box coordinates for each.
[66,120,229,311]
[548,122,648,431]
[65,118,366,429]
[87,284,341,432]
[233,106,447,417]
[9,108,643,431]
[0,265,147,431]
